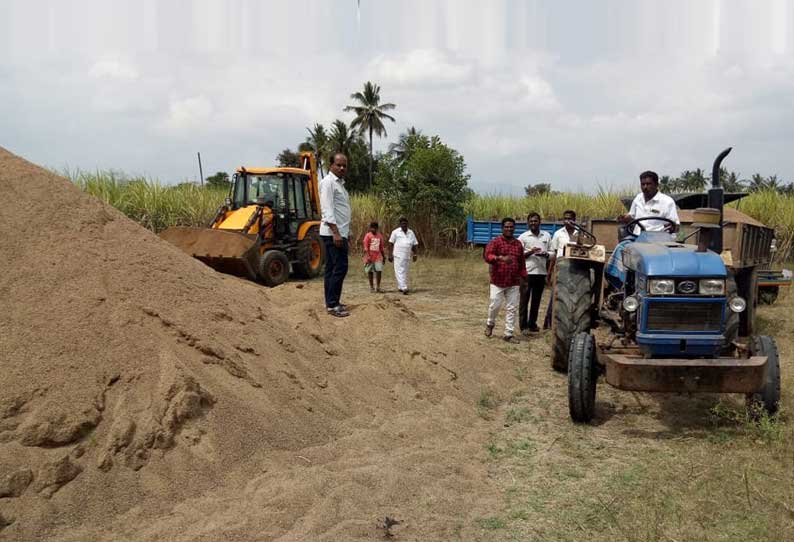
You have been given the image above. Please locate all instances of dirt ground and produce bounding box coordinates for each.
[2,146,793,541]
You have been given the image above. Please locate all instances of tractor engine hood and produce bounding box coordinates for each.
[623,234,726,277]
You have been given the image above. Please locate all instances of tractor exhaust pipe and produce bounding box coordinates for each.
[708,147,732,253]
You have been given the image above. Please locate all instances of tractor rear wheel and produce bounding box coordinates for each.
[551,259,594,372]
[746,335,781,417]
[293,227,324,279]
[568,332,597,423]
[258,250,290,287]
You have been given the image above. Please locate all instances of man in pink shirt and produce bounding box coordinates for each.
[362,221,387,293]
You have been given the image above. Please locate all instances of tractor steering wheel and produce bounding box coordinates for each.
[570,221,597,248]
[624,216,677,239]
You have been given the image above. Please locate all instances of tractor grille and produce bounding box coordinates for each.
[646,302,722,332]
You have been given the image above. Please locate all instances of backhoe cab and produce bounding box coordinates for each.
[551,148,781,423]
[160,152,324,287]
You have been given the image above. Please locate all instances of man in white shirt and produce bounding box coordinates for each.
[544,209,577,329]
[388,217,419,294]
[517,212,551,333]
[618,170,680,233]
[319,153,352,317]
[607,170,680,290]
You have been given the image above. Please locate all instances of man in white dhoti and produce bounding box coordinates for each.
[388,217,419,294]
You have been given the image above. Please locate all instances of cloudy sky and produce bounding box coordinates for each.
[2,0,794,193]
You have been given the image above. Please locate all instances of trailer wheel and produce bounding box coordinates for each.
[259,250,290,287]
[746,335,781,417]
[293,226,324,279]
[552,259,594,372]
[568,332,597,423]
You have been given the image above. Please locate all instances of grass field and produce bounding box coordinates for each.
[69,169,794,262]
[347,252,794,541]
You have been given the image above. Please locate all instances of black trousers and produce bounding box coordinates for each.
[519,274,546,330]
[322,236,348,309]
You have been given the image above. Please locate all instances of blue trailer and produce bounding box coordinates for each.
[466,215,563,245]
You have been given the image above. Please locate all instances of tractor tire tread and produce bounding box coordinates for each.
[568,332,597,423]
[552,259,594,372]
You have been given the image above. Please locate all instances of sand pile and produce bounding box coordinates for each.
[0,147,519,541]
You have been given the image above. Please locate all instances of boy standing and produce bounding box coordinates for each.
[362,221,387,293]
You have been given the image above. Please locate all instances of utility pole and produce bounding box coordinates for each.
[197,152,204,186]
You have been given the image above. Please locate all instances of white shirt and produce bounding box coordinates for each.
[389,227,418,257]
[517,229,551,275]
[628,191,679,232]
[319,172,351,237]
[549,227,574,258]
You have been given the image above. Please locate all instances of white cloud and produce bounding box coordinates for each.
[89,56,139,80]
[369,49,473,87]
[163,95,214,133]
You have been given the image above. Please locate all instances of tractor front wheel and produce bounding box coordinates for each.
[258,250,290,287]
[568,332,597,423]
[746,335,781,417]
[552,259,594,372]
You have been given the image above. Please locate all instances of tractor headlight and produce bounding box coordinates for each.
[623,295,639,312]
[729,296,747,313]
[699,279,725,295]
[649,279,675,295]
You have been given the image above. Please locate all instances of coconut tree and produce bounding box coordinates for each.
[344,81,396,189]
[749,173,767,192]
[328,119,359,158]
[302,123,329,174]
[388,126,426,164]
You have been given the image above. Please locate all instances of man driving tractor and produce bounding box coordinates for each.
[606,170,681,289]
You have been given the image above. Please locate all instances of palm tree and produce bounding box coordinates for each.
[388,126,425,164]
[678,169,708,192]
[328,120,358,158]
[723,170,746,193]
[749,173,767,192]
[303,123,329,174]
[344,81,396,188]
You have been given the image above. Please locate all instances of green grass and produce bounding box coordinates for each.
[477,388,500,419]
[69,170,794,261]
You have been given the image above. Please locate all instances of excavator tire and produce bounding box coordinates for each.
[551,259,594,373]
[258,250,290,287]
[293,227,324,279]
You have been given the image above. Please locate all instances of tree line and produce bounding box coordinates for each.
[523,169,793,197]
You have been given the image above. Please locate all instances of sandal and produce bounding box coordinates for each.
[484,323,495,338]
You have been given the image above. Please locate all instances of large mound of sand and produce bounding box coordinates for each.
[0,147,518,541]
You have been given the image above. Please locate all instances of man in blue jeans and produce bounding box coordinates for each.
[319,153,352,317]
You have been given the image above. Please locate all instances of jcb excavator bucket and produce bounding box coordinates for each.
[159,227,260,281]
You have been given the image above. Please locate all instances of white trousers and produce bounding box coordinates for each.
[394,255,411,290]
[487,284,520,336]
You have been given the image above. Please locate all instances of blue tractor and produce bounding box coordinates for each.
[550,148,781,423]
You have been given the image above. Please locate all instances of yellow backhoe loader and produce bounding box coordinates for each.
[159,152,324,287]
